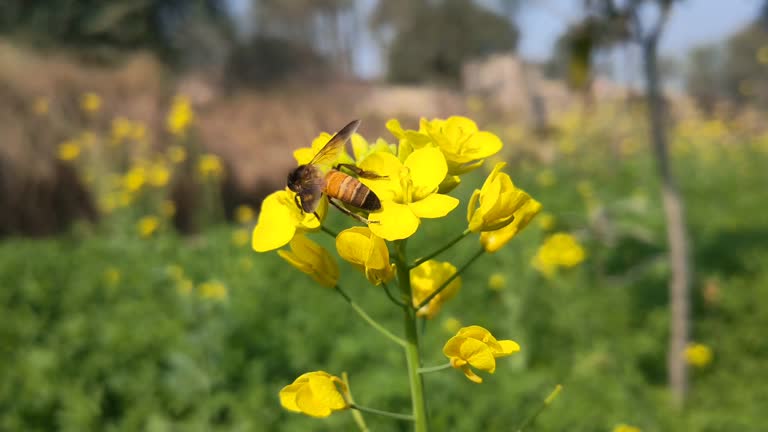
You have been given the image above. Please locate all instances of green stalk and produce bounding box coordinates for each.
[416,247,485,310]
[335,286,407,348]
[417,363,452,374]
[394,240,429,432]
[515,384,563,432]
[410,228,472,269]
[350,404,414,422]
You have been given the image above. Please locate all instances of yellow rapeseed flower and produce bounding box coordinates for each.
[532,232,586,276]
[442,317,462,334]
[123,166,146,193]
[58,140,81,161]
[467,162,540,233]
[279,371,348,418]
[231,228,250,247]
[411,260,461,319]
[612,424,642,432]
[277,234,338,288]
[167,145,187,164]
[537,212,556,231]
[443,325,520,383]
[251,189,326,252]
[235,204,256,224]
[359,147,459,240]
[166,95,194,136]
[137,216,160,238]
[198,280,228,301]
[488,273,506,291]
[103,267,121,286]
[388,116,503,175]
[335,227,395,285]
[161,200,176,218]
[33,97,49,116]
[350,133,396,163]
[111,117,133,143]
[147,162,171,187]
[80,92,102,113]
[197,154,223,179]
[684,342,713,368]
[756,45,768,65]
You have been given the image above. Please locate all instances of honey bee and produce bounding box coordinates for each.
[287,120,384,223]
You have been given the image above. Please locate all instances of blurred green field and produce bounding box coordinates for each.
[2,141,767,432]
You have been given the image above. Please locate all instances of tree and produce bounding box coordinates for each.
[383,0,519,85]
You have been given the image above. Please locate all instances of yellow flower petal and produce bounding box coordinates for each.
[496,340,521,356]
[308,374,347,410]
[480,198,542,253]
[252,190,322,252]
[279,382,303,412]
[359,151,404,201]
[404,147,447,198]
[459,338,497,373]
[278,234,338,288]
[409,194,460,219]
[368,202,420,241]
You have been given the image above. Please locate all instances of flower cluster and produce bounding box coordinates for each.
[684,342,713,368]
[252,117,540,426]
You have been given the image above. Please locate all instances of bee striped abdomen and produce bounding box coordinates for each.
[325,170,381,211]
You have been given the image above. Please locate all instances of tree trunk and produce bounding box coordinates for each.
[642,35,692,406]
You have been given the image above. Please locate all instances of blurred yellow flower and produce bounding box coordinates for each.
[167,145,187,164]
[684,342,713,368]
[442,317,462,334]
[533,232,586,276]
[147,163,171,187]
[123,166,146,193]
[279,371,348,418]
[411,260,461,319]
[536,169,556,187]
[231,228,250,247]
[166,95,194,136]
[177,278,193,295]
[443,325,520,383]
[488,272,506,291]
[612,423,642,432]
[137,216,160,238]
[111,117,133,143]
[80,92,102,113]
[166,264,185,281]
[335,227,395,285]
[131,123,147,141]
[756,45,768,65]
[161,200,176,218]
[468,162,540,233]
[278,234,338,288]
[33,97,49,116]
[198,280,228,301]
[359,147,459,240]
[103,267,121,286]
[198,154,223,179]
[58,141,81,161]
[537,212,556,231]
[251,189,326,252]
[235,204,255,224]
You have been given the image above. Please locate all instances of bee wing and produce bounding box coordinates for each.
[308,119,360,170]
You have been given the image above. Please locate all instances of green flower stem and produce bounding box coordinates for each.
[410,228,472,269]
[395,240,429,432]
[350,404,415,422]
[321,225,339,238]
[382,281,407,307]
[416,247,485,310]
[335,286,407,348]
[515,384,563,432]
[342,372,370,432]
[417,363,452,374]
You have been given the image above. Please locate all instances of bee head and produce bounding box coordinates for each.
[287,165,306,192]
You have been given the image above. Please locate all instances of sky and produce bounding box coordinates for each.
[227,0,765,82]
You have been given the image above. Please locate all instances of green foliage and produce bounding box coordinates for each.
[1,148,768,430]
[387,0,518,85]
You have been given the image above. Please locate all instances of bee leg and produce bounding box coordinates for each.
[294,194,303,211]
[328,197,377,224]
[313,211,321,222]
[334,163,388,180]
